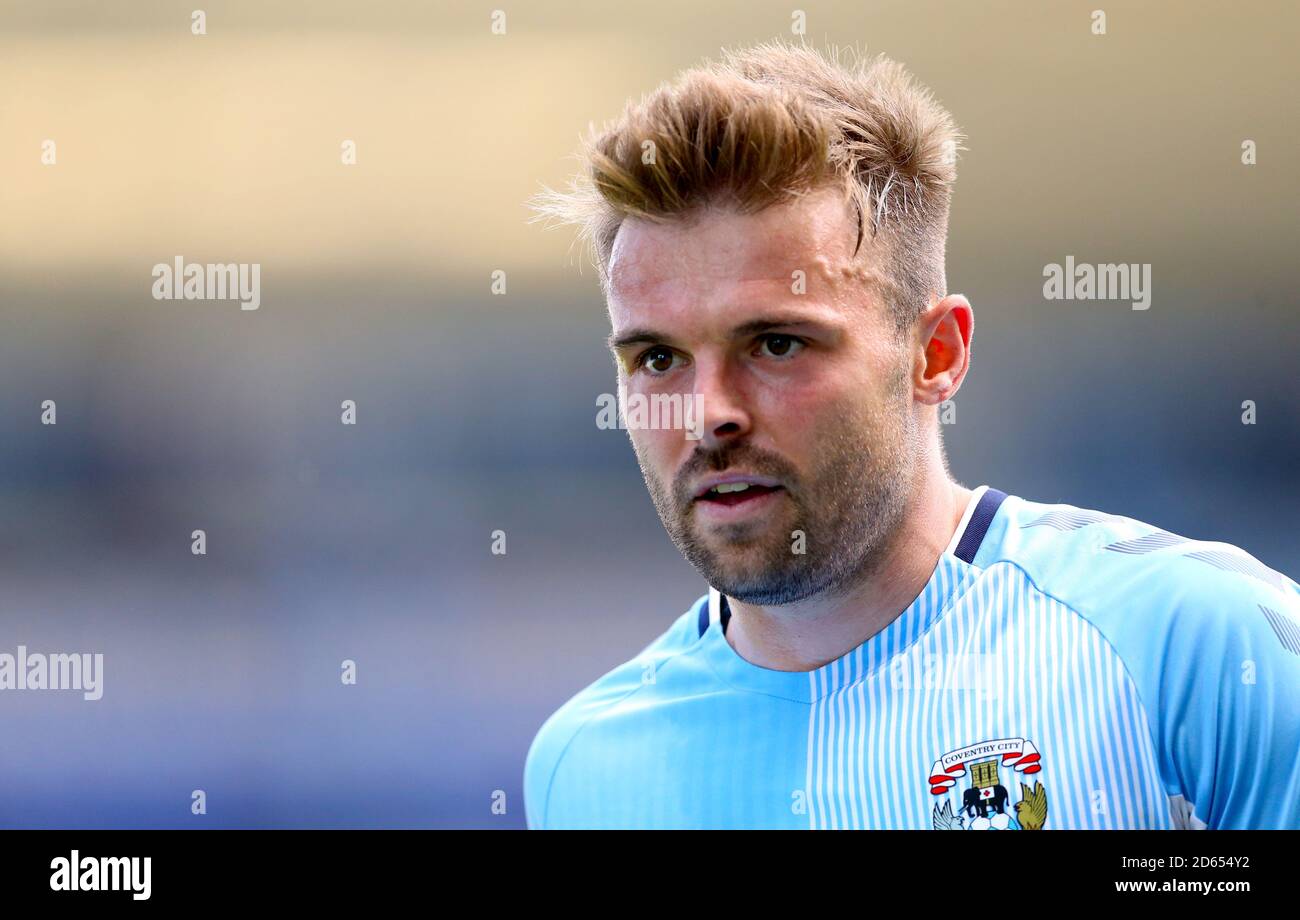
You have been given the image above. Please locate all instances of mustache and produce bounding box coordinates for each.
[672,443,799,505]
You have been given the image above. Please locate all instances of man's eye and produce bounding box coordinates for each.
[636,347,683,375]
[756,334,805,359]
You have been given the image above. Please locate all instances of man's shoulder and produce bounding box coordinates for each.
[533,596,708,730]
[980,490,1300,828]
[522,594,709,828]
[979,491,1300,676]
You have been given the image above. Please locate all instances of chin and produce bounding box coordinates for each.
[696,549,813,603]
[719,576,821,607]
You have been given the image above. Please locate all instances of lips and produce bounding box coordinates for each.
[692,473,786,509]
[694,482,784,506]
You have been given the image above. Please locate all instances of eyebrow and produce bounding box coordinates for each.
[607,315,833,352]
[607,328,670,352]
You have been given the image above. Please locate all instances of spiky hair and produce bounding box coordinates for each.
[529,39,965,332]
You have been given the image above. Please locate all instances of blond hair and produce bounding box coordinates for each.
[529,39,964,333]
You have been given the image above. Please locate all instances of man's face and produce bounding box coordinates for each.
[606,185,920,605]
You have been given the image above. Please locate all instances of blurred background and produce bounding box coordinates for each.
[0,0,1295,827]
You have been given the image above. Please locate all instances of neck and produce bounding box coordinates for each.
[723,466,973,672]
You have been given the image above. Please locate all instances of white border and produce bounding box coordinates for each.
[943,484,990,557]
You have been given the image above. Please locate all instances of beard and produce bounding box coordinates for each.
[634,363,917,605]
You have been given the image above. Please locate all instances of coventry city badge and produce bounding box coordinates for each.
[929,737,1049,830]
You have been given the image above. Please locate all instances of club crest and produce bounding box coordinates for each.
[929,737,1049,830]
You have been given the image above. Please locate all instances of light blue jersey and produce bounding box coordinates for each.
[525,486,1300,829]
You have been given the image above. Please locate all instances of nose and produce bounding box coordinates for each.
[692,355,752,451]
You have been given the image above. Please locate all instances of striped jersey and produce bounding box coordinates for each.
[524,486,1300,829]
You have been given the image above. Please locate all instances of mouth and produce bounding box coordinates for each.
[690,474,788,523]
[694,481,785,507]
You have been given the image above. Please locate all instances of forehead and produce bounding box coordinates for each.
[606,185,882,326]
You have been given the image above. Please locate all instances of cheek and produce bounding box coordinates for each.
[629,425,691,474]
[755,386,821,433]
[754,358,873,430]
[753,353,904,455]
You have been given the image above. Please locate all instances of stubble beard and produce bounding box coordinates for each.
[635,369,917,606]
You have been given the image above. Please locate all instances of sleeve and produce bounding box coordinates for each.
[522,708,570,830]
[521,603,706,828]
[1153,563,1300,829]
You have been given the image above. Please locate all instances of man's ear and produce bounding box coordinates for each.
[913,294,973,406]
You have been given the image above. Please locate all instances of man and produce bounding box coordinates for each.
[523,40,1300,829]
